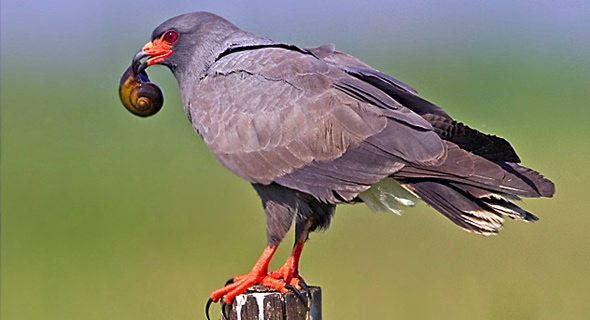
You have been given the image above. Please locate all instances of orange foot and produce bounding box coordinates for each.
[205,243,310,320]
[268,253,304,290]
[206,268,308,320]
[211,270,295,304]
[211,266,306,305]
[207,246,279,304]
[209,242,307,304]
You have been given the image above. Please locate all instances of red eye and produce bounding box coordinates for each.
[162,30,178,44]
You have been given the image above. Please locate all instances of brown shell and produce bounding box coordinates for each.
[118,65,163,117]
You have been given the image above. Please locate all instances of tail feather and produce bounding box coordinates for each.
[480,196,538,222]
[446,182,537,222]
[403,181,506,235]
[448,182,519,201]
[356,134,554,234]
[402,178,546,235]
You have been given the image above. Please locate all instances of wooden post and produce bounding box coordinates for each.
[220,285,321,320]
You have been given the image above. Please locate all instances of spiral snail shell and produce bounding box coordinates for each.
[118,65,164,117]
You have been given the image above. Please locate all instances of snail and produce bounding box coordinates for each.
[118,64,164,117]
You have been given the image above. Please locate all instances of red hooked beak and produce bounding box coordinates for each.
[142,38,173,65]
[132,38,173,76]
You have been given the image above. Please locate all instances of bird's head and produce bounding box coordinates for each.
[131,12,257,81]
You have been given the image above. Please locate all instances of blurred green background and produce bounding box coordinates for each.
[2,1,589,319]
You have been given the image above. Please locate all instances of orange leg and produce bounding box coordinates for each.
[269,240,305,288]
[268,219,311,289]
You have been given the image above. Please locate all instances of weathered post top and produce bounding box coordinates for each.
[220,285,321,320]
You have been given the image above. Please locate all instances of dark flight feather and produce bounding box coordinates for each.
[421,114,521,163]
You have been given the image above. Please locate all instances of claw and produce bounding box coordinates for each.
[205,298,213,320]
[285,283,307,305]
[225,277,235,286]
[298,278,311,306]
[206,293,233,320]
[221,300,231,320]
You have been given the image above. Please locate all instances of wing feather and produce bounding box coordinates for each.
[189,46,445,194]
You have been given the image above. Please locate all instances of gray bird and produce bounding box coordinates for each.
[128,11,555,308]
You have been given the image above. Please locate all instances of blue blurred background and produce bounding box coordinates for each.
[2,1,589,319]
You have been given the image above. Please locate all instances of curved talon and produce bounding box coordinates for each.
[221,300,231,320]
[225,277,235,286]
[298,278,311,306]
[205,298,213,320]
[285,283,306,304]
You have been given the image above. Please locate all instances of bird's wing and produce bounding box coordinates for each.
[307,44,448,116]
[312,45,522,163]
[189,45,446,201]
